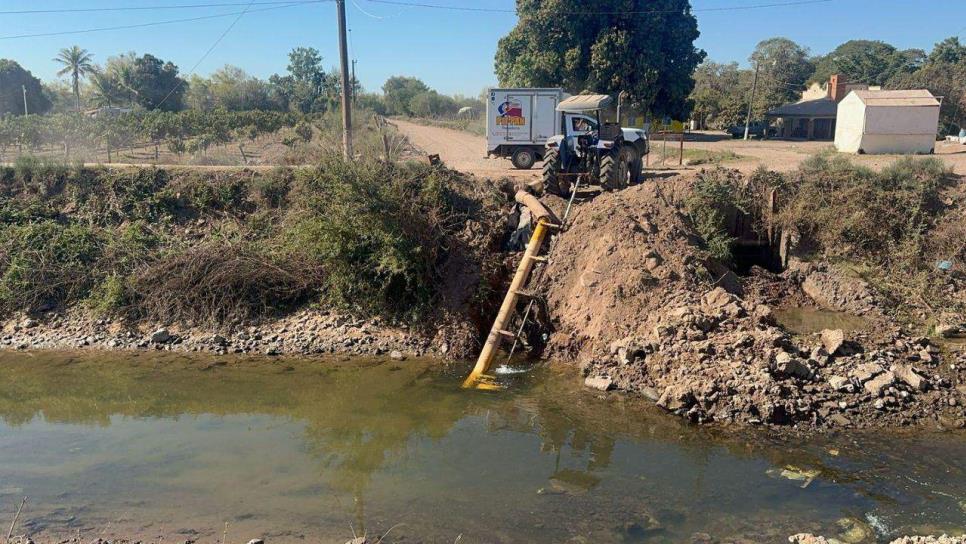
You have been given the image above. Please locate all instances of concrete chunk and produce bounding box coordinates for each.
[864,371,895,397]
[584,375,614,391]
[820,328,845,355]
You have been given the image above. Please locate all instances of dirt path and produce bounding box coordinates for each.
[391,118,540,182]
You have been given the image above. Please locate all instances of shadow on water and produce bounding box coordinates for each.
[0,351,963,543]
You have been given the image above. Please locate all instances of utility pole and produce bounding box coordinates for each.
[351,59,357,105]
[743,61,760,141]
[336,0,353,159]
[22,85,28,115]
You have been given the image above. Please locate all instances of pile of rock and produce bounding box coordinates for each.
[582,287,965,428]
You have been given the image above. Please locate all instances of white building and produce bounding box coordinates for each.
[834,90,941,154]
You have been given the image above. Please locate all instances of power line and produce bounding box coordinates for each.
[155,0,260,109]
[361,0,835,15]
[0,2,327,40]
[0,1,324,15]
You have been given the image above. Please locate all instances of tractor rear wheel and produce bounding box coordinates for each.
[542,148,565,196]
[600,148,629,191]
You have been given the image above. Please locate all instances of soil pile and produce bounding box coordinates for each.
[537,177,966,429]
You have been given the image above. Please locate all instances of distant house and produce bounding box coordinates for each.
[834,89,941,154]
[84,106,134,117]
[765,75,870,140]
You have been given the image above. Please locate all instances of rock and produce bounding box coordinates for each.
[247,540,264,544]
[891,364,928,391]
[389,350,405,361]
[657,385,695,411]
[851,363,883,383]
[773,355,814,380]
[828,413,851,426]
[584,375,613,391]
[821,329,845,355]
[211,335,227,346]
[20,318,38,329]
[864,371,895,397]
[828,375,851,391]
[344,539,368,544]
[150,328,172,343]
[702,287,738,309]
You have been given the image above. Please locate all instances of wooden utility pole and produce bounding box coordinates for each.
[336,0,353,159]
[743,61,760,141]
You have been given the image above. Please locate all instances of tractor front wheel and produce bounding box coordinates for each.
[542,148,566,196]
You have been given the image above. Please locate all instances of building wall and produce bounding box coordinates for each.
[864,105,940,136]
[857,134,936,154]
[834,93,866,152]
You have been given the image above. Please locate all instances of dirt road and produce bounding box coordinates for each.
[391,118,540,181]
[393,119,966,178]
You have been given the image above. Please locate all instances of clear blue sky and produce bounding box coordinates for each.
[1,0,964,96]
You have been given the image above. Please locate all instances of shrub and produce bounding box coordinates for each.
[0,221,103,312]
[284,156,459,321]
[131,244,320,325]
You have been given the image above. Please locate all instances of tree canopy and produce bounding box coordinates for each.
[0,59,51,115]
[494,0,705,119]
[810,40,923,86]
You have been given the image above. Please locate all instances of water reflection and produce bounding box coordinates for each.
[0,351,963,543]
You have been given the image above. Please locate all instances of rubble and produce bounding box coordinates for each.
[538,180,965,429]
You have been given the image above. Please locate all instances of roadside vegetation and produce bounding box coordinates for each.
[690,36,965,135]
[685,153,964,321]
[0,156,502,327]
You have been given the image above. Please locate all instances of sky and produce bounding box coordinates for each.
[1,0,965,97]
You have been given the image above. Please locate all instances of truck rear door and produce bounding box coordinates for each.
[503,93,533,142]
[532,93,559,143]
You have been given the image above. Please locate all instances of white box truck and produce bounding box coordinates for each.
[486,88,567,169]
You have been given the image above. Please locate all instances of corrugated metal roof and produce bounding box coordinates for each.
[557,94,613,112]
[852,89,940,107]
[765,98,838,118]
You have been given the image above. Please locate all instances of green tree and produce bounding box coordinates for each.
[810,40,922,86]
[381,76,429,116]
[927,36,966,65]
[53,46,95,111]
[749,37,814,117]
[0,59,51,115]
[689,62,750,129]
[129,54,186,111]
[494,0,705,119]
[269,48,329,113]
[409,91,458,117]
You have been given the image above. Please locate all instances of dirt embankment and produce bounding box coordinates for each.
[536,174,966,430]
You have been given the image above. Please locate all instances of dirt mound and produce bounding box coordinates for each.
[536,177,965,429]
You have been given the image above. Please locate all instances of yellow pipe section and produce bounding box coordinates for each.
[462,217,551,389]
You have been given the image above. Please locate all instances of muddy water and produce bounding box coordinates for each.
[0,352,963,543]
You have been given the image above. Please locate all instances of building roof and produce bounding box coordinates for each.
[557,94,612,112]
[851,89,940,107]
[765,98,838,118]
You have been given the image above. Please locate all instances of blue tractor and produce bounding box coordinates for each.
[541,94,648,197]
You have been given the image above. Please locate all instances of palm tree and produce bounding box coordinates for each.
[53,46,95,111]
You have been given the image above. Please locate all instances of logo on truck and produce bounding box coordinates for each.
[497,100,525,126]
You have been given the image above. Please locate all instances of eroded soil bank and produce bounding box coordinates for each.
[535,166,966,430]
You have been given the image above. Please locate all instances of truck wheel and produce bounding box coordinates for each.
[511,148,536,170]
[599,150,629,191]
[541,148,565,196]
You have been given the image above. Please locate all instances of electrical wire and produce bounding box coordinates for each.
[0,1,327,40]
[154,0,263,109]
[361,0,835,15]
[0,1,325,15]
